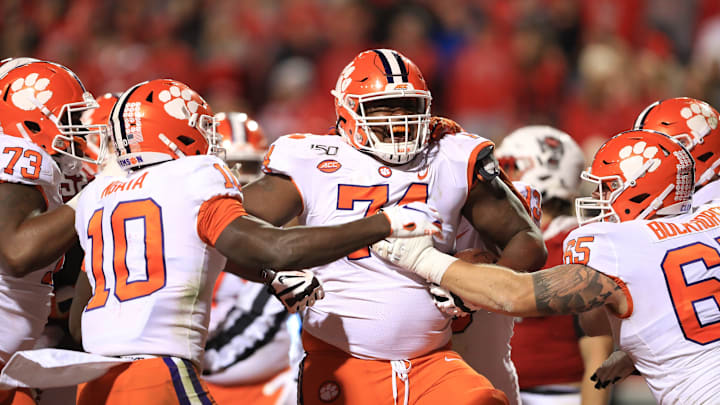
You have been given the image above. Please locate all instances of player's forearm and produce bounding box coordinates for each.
[440,260,539,316]
[262,213,390,269]
[495,228,547,272]
[0,205,77,276]
[219,214,390,271]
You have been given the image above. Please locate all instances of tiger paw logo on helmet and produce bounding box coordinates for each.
[682,102,718,138]
[158,85,199,120]
[10,73,52,111]
[618,141,661,179]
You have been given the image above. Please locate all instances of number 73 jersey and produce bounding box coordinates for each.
[74,155,243,366]
[562,203,720,404]
[263,133,494,360]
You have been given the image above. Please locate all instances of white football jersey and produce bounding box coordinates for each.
[563,204,720,404]
[264,133,494,360]
[0,135,64,364]
[75,155,242,366]
[693,178,720,208]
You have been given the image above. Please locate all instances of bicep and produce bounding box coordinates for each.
[241,173,303,226]
[462,177,537,249]
[531,265,626,315]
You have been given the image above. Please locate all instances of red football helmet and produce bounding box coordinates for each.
[331,49,432,165]
[109,79,219,170]
[216,112,268,184]
[634,97,720,187]
[0,60,106,168]
[576,130,694,225]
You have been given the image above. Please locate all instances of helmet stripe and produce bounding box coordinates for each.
[111,82,144,155]
[634,100,661,129]
[391,51,409,82]
[372,49,396,84]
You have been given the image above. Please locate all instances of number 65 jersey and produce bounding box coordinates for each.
[74,155,244,366]
[563,203,720,404]
[263,133,494,360]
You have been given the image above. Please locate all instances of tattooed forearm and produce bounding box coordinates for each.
[532,264,622,315]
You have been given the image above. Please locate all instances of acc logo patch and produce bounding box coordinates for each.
[317,159,341,173]
[318,380,341,403]
[378,166,392,178]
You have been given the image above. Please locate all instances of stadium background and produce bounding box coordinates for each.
[5,0,719,403]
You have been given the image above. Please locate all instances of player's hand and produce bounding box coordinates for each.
[590,350,637,389]
[429,283,475,317]
[266,269,325,314]
[379,202,443,238]
[371,235,457,284]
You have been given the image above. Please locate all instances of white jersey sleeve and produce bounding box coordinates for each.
[563,224,621,279]
[0,135,63,207]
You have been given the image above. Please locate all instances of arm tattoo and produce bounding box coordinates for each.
[532,264,622,315]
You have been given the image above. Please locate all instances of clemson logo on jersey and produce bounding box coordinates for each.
[318,380,341,403]
[317,159,341,173]
[378,166,392,178]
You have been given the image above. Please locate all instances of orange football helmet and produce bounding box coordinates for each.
[0,60,106,168]
[634,97,720,187]
[109,79,219,170]
[216,112,268,184]
[576,129,694,225]
[331,49,432,165]
[81,92,120,164]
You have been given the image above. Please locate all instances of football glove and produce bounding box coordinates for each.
[266,269,324,314]
[379,202,443,239]
[429,283,476,317]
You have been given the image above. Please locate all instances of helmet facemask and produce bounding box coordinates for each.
[339,91,431,165]
[53,92,108,166]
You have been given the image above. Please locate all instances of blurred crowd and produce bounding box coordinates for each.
[3,0,720,158]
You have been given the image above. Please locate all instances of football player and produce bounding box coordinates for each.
[240,49,546,405]
[68,79,440,405]
[496,126,612,405]
[588,97,720,387]
[0,59,105,405]
[375,129,720,404]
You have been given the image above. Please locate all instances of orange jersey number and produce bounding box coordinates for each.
[2,147,43,180]
[85,199,167,310]
[337,183,429,260]
[563,236,594,265]
[662,238,720,344]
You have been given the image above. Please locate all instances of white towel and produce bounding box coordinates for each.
[0,348,131,389]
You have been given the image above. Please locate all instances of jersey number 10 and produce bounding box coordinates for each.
[85,199,166,310]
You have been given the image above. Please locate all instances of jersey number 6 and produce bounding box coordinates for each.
[662,238,720,345]
[85,199,167,310]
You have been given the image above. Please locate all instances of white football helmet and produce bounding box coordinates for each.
[496,125,585,201]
